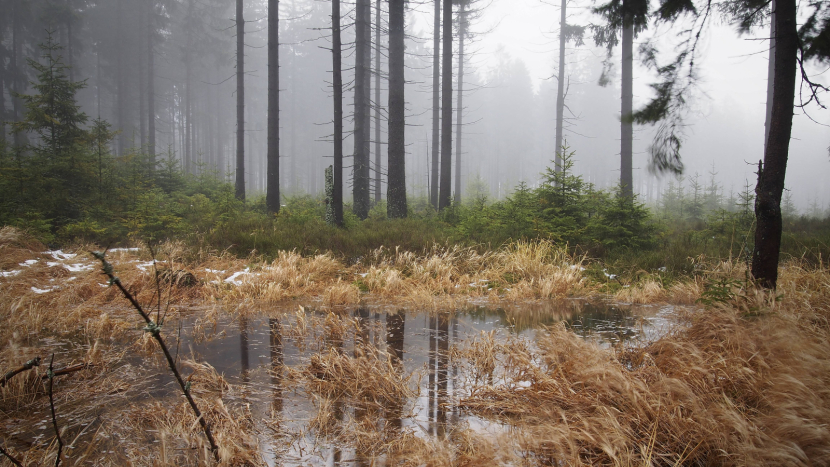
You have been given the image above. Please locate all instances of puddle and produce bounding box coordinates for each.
[2,300,677,464]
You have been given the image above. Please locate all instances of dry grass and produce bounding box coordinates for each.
[457,263,830,466]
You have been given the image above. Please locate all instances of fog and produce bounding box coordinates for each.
[2,0,827,212]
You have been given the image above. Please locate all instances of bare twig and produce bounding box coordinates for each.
[91,251,220,461]
[40,363,95,381]
[1,356,41,387]
[47,354,63,467]
[0,446,23,467]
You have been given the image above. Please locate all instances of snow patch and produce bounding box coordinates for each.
[1,270,22,278]
[19,260,38,267]
[224,268,251,286]
[31,286,57,294]
[45,250,77,260]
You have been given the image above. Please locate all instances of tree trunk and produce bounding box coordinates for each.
[12,0,23,148]
[67,0,74,83]
[751,0,797,289]
[374,0,382,203]
[236,0,246,200]
[332,0,344,226]
[620,0,633,198]
[431,0,441,209]
[117,0,126,156]
[764,0,776,152]
[267,0,280,213]
[387,0,407,218]
[353,0,372,219]
[554,0,566,172]
[148,0,156,169]
[139,5,147,151]
[454,2,466,206]
[438,0,453,210]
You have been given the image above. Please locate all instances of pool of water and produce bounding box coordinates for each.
[2,299,677,465]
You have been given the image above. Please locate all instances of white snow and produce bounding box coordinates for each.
[19,260,38,267]
[1,270,22,278]
[31,286,56,294]
[224,268,251,286]
[45,250,77,260]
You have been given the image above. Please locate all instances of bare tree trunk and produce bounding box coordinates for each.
[764,0,776,152]
[353,0,372,219]
[454,2,466,206]
[751,0,797,289]
[620,0,633,197]
[117,0,127,155]
[11,1,23,149]
[387,0,407,218]
[67,0,74,82]
[374,0,382,203]
[554,0,566,172]
[148,0,156,169]
[236,0,246,200]
[139,5,147,151]
[333,0,344,225]
[267,0,281,213]
[431,0,440,209]
[438,0,453,210]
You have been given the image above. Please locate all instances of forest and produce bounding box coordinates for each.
[1,0,830,465]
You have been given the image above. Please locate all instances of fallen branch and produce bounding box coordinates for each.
[92,251,220,461]
[40,363,96,381]
[0,446,23,467]
[47,354,63,467]
[1,357,41,387]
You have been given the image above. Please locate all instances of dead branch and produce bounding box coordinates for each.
[47,354,63,467]
[1,357,41,387]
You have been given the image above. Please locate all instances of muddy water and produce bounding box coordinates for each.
[2,300,675,464]
[176,300,674,465]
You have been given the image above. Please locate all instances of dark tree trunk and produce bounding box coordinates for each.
[554,0,566,171]
[332,0,344,226]
[236,0,246,200]
[353,0,372,219]
[117,0,126,155]
[764,0,776,152]
[12,1,23,148]
[438,0,452,210]
[751,0,798,289]
[620,0,633,198]
[148,0,156,169]
[139,5,147,151]
[454,2,466,206]
[374,0,382,203]
[387,0,407,218]
[66,0,74,83]
[267,0,280,213]
[430,0,440,209]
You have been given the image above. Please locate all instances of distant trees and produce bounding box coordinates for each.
[387,0,407,218]
[430,0,441,209]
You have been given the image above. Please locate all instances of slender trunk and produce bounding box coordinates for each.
[620,0,633,198]
[185,63,192,172]
[554,0,566,172]
[374,0,382,203]
[454,2,466,206]
[332,0,344,226]
[430,0,441,208]
[764,0,776,151]
[117,0,126,155]
[387,0,407,218]
[353,0,371,219]
[438,0,453,210]
[139,6,147,151]
[12,1,23,148]
[67,0,74,82]
[267,0,281,213]
[148,0,156,169]
[751,0,797,289]
[236,0,246,200]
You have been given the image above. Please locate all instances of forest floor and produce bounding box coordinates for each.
[1,226,829,466]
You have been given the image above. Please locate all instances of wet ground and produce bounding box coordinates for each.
[2,299,677,465]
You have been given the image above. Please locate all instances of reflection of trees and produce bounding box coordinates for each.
[385,310,406,431]
[427,312,450,437]
[269,318,282,414]
[239,316,250,383]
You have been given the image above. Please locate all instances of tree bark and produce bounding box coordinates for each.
[117,0,127,156]
[387,0,407,218]
[438,0,453,210]
[236,0,246,200]
[374,0,382,203]
[353,0,372,219]
[332,0,344,226]
[751,0,797,289]
[764,0,776,152]
[148,0,156,169]
[554,0,566,172]
[620,0,633,198]
[431,0,441,209]
[454,1,466,206]
[267,0,280,213]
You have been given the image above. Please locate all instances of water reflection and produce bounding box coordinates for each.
[159,301,673,465]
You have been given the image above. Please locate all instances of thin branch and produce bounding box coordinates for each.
[47,354,63,467]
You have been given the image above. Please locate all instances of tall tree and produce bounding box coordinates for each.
[431,0,441,208]
[235,0,245,200]
[374,0,383,203]
[593,0,647,198]
[454,0,468,206]
[634,0,830,288]
[267,0,280,213]
[332,0,344,226]
[147,0,156,169]
[353,0,372,219]
[387,0,407,218]
[553,0,586,174]
[438,0,453,210]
